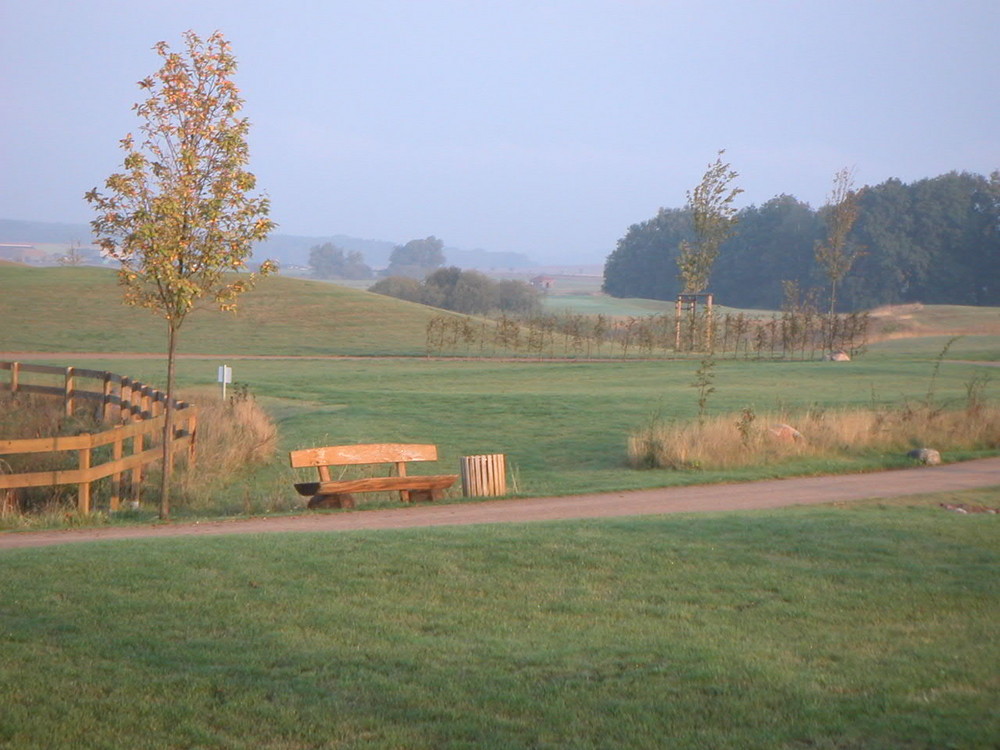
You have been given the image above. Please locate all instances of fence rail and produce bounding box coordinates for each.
[0,361,197,513]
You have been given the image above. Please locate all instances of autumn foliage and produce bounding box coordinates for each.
[85,31,275,518]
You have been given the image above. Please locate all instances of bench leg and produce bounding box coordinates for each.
[308,493,356,510]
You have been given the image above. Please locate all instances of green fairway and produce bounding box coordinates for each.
[4,264,999,357]
[1,264,998,517]
[1,489,997,749]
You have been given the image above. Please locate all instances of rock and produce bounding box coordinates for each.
[908,448,941,465]
[768,424,803,442]
[827,350,851,361]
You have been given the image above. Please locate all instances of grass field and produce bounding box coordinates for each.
[1,489,997,749]
[6,265,998,355]
[1,265,998,747]
[14,338,992,520]
[2,264,999,517]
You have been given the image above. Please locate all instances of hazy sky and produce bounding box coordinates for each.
[2,0,998,263]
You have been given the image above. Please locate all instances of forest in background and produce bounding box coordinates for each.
[602,171,1000,311]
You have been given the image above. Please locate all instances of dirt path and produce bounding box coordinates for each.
[2,457,998,550]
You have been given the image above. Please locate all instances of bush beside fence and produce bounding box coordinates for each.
[0,362,196,513]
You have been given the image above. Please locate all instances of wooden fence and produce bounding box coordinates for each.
[0,362,197,513]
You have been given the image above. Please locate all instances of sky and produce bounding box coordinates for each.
[2,0,998,264]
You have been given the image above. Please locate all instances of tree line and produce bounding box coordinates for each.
[603,170,1000,311]
[308,235,447,281]
[372,267,542,316]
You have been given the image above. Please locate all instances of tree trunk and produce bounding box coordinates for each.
[159,322,178,520]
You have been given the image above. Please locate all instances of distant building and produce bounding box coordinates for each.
[530,274,554,290]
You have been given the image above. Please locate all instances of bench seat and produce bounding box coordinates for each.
[293,474,458,498]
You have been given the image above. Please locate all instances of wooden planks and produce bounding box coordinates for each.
[289,443,439,468]
[294,474,457,497]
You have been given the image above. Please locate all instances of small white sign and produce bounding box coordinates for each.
[218,365,233,400]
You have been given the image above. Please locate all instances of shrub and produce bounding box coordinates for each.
[173,387,277,508]
[0,387,278,518]
[0,393,105,514]
[629,403,1000,471]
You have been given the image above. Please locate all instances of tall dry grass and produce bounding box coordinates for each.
[0,388,278,518]
[0,393,105,515]
[629,400,1000,470]
[173,387,278,508]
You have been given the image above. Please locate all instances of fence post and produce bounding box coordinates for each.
[77,441,91,513]
[122,377,134,421]
[10,362,19,394]
[186,409,198,465]
[64,366,76,416]
[110,427,123,511]
[102,372,114,423]
[131,429,144,505]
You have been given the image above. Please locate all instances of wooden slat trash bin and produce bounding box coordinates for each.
[460,454,507,497]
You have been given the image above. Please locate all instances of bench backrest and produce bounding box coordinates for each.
[289,443,439,469]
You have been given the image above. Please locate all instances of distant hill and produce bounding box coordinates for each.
[0,219,536,271]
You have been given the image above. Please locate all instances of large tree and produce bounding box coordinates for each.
[710,194,822,308]
[677,150,743,293]
[386,236,445,278]
[604,170,1000,310]
[602,208,693,300]
[309,242,372,279]
[86,31,275,519]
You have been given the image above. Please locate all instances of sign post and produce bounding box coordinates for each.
[217,365,232,400]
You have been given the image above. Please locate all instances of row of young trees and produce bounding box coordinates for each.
[605,169,999,311]
[425,308,868,360]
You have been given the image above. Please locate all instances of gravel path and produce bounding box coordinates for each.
[2,457,997,550]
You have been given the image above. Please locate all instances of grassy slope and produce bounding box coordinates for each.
[0,490,997,749]
[0,265,458,355]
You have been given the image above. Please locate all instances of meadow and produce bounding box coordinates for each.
[5,334,992,520]
[1,264,998,747]
[1,490,997,748]
[1,263,999,517]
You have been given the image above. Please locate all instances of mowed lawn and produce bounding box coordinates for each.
[2,266,999,747]
[44,334,1000,516]
[1,490,997,749]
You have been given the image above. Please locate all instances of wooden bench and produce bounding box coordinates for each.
[290,443,458,509]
